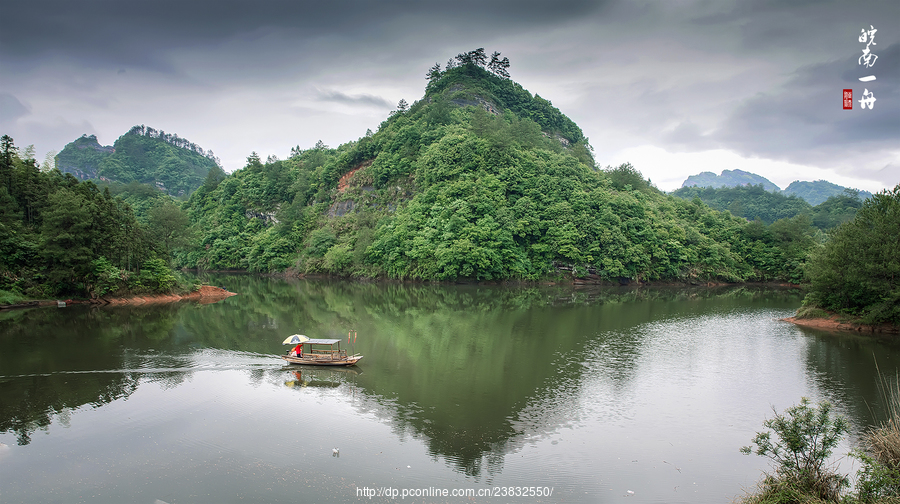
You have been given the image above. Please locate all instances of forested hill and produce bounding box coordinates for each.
[56,126,221,197]
[670,184,865,230]
[682,169,780,192]
[782,180,872,206]
[175,50,819,284]
[679,169,872,206]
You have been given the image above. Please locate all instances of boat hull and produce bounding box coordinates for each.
[281,355,363,367]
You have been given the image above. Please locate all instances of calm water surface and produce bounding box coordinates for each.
[2,276,900,503]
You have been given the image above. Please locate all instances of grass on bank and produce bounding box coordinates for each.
[795,304,834,320]
[0,289,26,305]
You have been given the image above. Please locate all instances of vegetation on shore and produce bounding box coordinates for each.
[800,185,900,326]
[0,134,192,301]
[1,48,895,312]
[740,377,900,503]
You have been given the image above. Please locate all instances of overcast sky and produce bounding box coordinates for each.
[1,0,897,192]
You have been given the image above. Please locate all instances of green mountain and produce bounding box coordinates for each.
[670,184,864,230]
[783,180,872,206]
[177,52,817,284]
[54,134,115,180]
[679,170,873,206]
[671,184,810,225]
[0,133,189,299]
[682,169,780,192]
[56,126,221,197]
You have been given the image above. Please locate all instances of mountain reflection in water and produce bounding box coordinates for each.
[4,277,900,503]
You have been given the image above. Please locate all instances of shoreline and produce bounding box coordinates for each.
[100,285,238,305]
[782,314,900,334]
[0,285,237,310]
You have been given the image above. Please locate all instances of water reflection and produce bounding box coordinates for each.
[9,277,900,502]
[184,279,809,479]
[798,326,900,428]
[0,305,185,445]
[283,367,361,389]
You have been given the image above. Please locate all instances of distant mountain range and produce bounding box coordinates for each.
[682,169,780,192]
[680,169,872,205]
[56,126,221,196]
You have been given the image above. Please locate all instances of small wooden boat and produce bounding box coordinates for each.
[282,338,363,367]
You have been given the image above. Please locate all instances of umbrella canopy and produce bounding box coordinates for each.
[282,334,310,345]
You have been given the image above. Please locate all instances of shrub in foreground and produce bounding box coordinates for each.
[741,398,849,503]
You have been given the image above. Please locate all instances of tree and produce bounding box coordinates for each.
[605,163,654,194]
[397,99,409,112]
[40,188,95,288]
[805,185,900,324]
[471,47,487,67]
[488,51,510,79]
[202,164,226,192]
[426,62,442,83]
[12,156,44,225]
[148,200,190,263]
[455,51,473,66]
[455,48,486,68]
[41,150,58,173]
[0,135,16,193]
[22,145,36,162]
[246,152,262,168]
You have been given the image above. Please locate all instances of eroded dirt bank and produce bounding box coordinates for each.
[782,314,900,334]
[1,286,237,310]
[100,285,237,305]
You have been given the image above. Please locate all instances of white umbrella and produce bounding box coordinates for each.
[282,334,310,345]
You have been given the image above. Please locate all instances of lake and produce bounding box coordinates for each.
[2,275,900,503]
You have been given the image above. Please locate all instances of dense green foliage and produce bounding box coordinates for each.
[672,184,865,231]
[426,63,587,146]
[54,134,113,180]
[803,185,900,325]
[56,126,220,197]
[0,136,187,299]
[672,184,812,225]
[96,180,176,224]
[808,191,866,230]
[176,63,820,284]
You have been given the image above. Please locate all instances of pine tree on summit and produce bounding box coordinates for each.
[426,63,442,83]
[488,51,510,79]
[455,48,487,68]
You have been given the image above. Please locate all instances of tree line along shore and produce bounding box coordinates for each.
[1,54,897,328]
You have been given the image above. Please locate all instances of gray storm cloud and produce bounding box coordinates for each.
[1,0,896,187]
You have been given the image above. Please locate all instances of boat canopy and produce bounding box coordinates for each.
[304,339,342,345]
